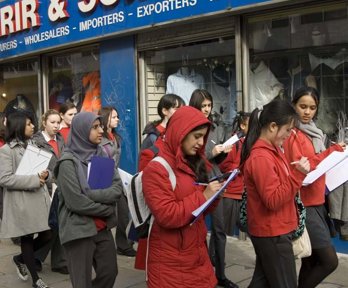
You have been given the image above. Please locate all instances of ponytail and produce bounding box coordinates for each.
[240,108,263,166]
[240,100,298,167]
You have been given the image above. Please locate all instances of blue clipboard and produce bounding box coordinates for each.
[88,156,115,189]
[190,169,240,225]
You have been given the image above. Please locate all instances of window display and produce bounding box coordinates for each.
[248,3,348,139]
[142,37,236,126]
[47,47,100,113]
[0,58,39,128]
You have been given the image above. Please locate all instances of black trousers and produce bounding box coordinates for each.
[209,198,227,280]
[115,194,134,251]
[248,234,297,288]
[63,229,117,288]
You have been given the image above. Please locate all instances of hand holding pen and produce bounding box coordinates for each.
[202,180,223,200]
[290,156,310,174]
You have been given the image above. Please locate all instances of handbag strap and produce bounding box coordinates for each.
[291,193,306,240]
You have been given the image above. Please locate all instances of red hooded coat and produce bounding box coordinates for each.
[142,106,217,288]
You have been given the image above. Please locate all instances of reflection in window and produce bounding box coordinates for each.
[143,37,236,125]
[0,59,39,129]
[248,4,348,138]
[48,47,100,113]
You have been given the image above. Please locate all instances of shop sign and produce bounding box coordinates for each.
[0,0,270,59]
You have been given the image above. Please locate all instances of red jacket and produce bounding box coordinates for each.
[283,128,343,206]
[243,139,306,237]
[138,136,164,172]
[219,137,245,200]
[142,106,217,288]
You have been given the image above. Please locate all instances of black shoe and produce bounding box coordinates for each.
[13,255,28,281]
[217,278,239,288]
[35,259,42,272]
[51,266,69,274]
[117,248,137,257]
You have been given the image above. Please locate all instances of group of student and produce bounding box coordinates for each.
[0,103,135,288]
[0,84,345,288]
[139,86,345,288]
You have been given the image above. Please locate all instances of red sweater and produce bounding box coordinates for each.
[219,138,244,200]
[283,128,343,206]
[243,139,306,237]
[59,127,70,143]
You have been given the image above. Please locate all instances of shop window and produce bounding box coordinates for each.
[0,58,40,128]
[142,37,236,126]
[47,47,100,113]
[248,3,348,139]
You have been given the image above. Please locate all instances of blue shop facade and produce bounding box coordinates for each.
[1,0,347,252]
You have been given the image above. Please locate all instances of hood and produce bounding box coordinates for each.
[164,106,211,157]
[54,151,74,178]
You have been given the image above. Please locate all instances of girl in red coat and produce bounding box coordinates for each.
[283,86,346,288]
[142,106,223,288]
[240,100,310,288]
[58,102,77,143]
[219,111,250,236]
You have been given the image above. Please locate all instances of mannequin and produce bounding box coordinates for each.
[249,60,283,110]
[209,64,236,124]
[166,66,205,104]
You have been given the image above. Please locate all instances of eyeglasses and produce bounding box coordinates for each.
[91,124,104,130]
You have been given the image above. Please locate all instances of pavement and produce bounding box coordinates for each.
[0,234,347,288]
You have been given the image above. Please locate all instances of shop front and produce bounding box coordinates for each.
[1,0,347,251]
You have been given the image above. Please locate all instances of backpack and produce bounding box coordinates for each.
[48,188,59,230]
[126,156,176,239]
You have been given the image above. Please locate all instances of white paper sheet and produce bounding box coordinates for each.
[326,157,348,191]
[191,169,239,225]
[222,134,239,149]
[303,150,348,186]
[15,144,52,176]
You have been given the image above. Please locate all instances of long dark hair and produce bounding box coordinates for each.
[292,86,320,118]
[184,123,211,183]
[59,102,76,115]
[153,94,185,126]
[5,112,34,143]
[98,106,121,144]
[231,111,251,151]
[189,89,214,122]
[240,100,297,166]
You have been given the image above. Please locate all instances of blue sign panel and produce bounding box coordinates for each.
[0,0,271,59]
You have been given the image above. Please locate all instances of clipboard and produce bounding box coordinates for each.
[190,169,240,225]
[303,150,348,186]
[15,144,52,176]
[87,156,115,189]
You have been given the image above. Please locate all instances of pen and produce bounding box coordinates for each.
[211,140,217,145]
[193,182,208,186]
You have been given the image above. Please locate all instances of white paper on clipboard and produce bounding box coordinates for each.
[190,169,240,225]
[15,144,52,176]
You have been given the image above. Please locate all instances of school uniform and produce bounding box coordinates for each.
[284,128,343,249]
[243,139,305,287]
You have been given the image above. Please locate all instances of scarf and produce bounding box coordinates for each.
[297,120,326,154]
[63,112,104,194]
